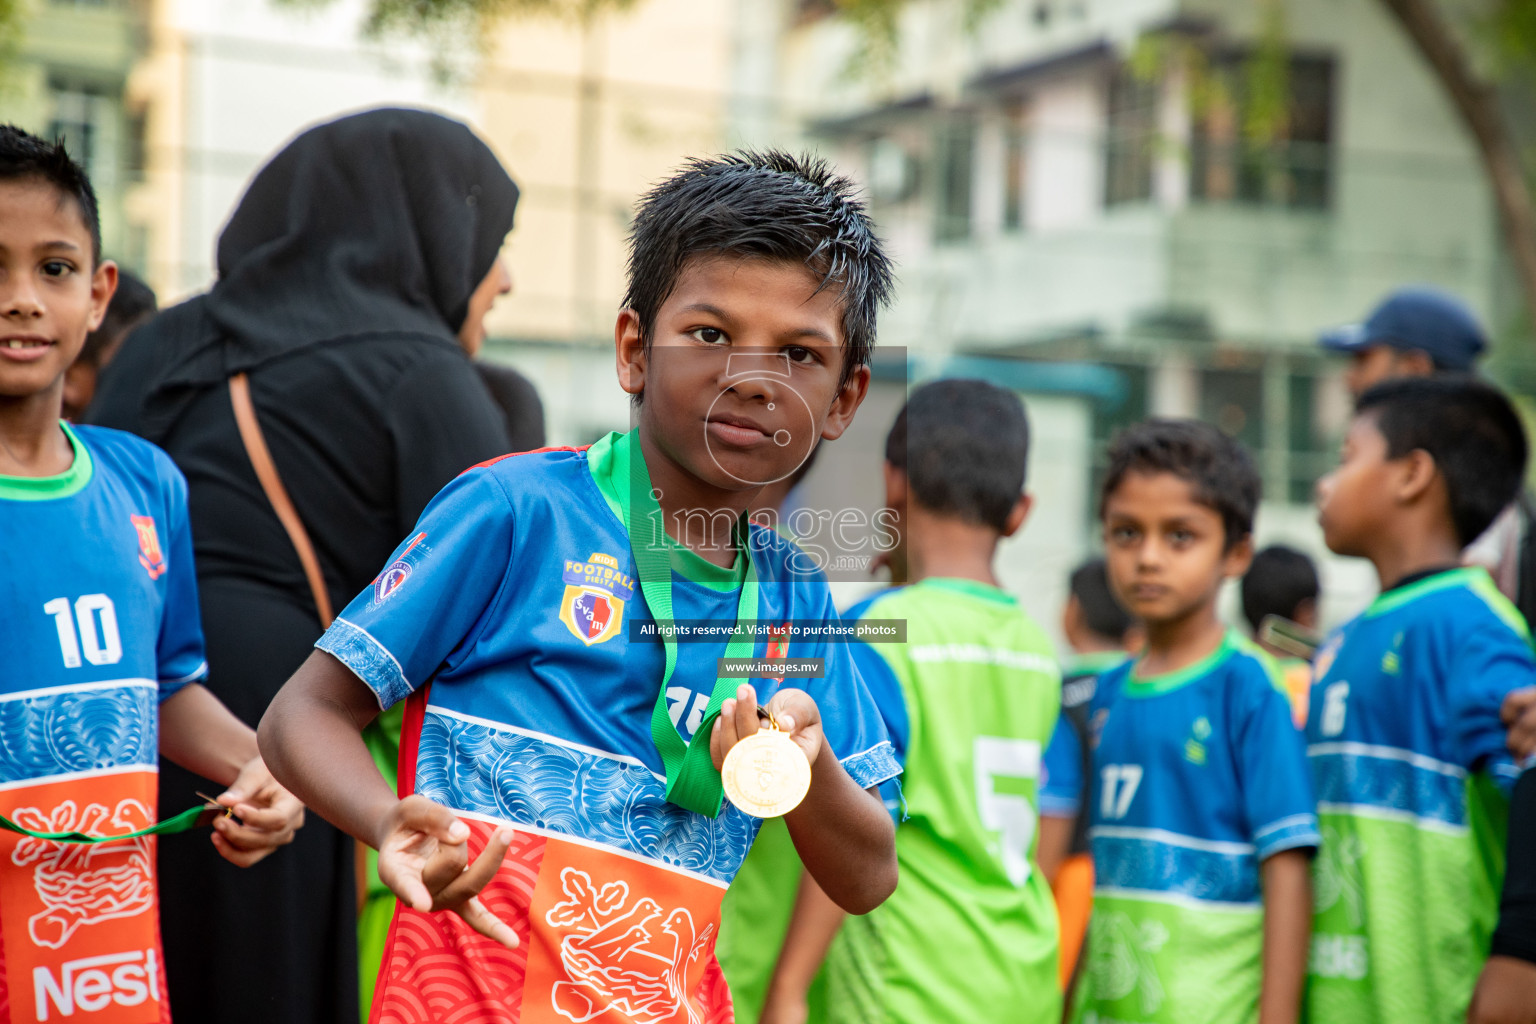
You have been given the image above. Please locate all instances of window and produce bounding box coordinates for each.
[1190,54,1334,210]
[1002,101,1029,231]
[933,118,976,243]
[1104,68,1156,207]
[47,79,115,187]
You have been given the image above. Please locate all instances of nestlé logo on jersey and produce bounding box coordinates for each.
[34,948,161,1020]
[559,553,635,646]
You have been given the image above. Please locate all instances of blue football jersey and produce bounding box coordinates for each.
[316,432,899,1022]
[1305,567,1535,1023]
[1075,632,1319,1024]
[0,422,205,1020]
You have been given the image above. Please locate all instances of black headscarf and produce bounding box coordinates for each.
[98,107,519,441]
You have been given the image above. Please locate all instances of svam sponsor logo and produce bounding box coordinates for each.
[559,552,635,646]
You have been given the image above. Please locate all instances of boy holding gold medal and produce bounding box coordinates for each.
[259,151,903,1024]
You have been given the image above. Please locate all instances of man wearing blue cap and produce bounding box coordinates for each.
[1320,286,1488,398]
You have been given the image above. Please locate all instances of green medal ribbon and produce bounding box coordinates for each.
[0,802,221,844]
[609,429,758,818]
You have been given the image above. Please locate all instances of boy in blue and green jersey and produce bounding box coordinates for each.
[762,379,1063,1024]
[1307,376,1535,1023]
[1075,420,1318,1024]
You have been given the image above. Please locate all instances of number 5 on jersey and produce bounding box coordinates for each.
[974,737,1041,888]
[44,595,123,668]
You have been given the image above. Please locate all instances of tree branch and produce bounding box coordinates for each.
[1379,0,1536,335]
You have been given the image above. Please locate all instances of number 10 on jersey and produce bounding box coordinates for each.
[44,595,123,668]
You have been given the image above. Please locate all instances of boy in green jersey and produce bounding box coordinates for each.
[1307,376,1535,1023]
[761,379,1063,1024]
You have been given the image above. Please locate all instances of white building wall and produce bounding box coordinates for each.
[141,0,474,300]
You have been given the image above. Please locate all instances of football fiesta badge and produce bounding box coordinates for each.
[559,552,635,645]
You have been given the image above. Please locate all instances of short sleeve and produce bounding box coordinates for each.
[1235,671,1320,859]
[316,467,515,708]
[1448,620,1536,794]
[155,462,208,701]
[385,348,513,527]
[800,587,901,795]
[1040,714,1083,818]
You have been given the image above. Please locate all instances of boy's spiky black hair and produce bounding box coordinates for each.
[622,150,893,384]
[1355,375,1527,547]
[885,378,1030,532]
[1100,419,1261,550]
[0,124,101,264]
[1241,545,1319,633]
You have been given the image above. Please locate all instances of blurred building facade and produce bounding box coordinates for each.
[473,0,747,445]
[123,0,473,302]
[760,0,1504,621]
[5,0,149,272]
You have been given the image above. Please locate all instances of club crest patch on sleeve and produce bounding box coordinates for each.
[559,552,635,645]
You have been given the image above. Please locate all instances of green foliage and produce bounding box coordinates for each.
[356,0,636,37]
[1477,0,1536,72]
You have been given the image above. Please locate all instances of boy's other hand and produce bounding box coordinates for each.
[376,795,519,949]
[210,755,304,867]
[1468,955,1536,1024]
[709,684,825,770]
[1503,688,1536,761]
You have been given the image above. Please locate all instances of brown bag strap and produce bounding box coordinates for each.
[228,372,334,628]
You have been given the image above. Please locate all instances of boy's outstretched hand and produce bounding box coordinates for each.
[709,685,823,770]
[375,794,519,950]
[209,755,305,867]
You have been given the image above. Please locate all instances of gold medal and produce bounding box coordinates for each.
[722,719,811,818]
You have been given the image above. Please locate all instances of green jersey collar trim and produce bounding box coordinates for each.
[1125,633,1237,697]
[0,422,94,501]
[586,429,746,591]
[1066,650,1129,677]
[918,577,1017,606]
[1366,566,1482,619]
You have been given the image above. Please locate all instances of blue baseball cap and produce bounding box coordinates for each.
[1318,287,1487,371]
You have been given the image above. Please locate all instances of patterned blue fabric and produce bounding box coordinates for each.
[1088,827,1260,907]
[0,684,159,784]
[1310,744,1470,830]
[417,711,761,882]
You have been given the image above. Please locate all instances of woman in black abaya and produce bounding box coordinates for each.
[88,108,521,1024]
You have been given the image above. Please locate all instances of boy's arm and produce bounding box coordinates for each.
[1470,769,1536,1024]
[711,686,897,914]
[259,649,518,948]
[1037,815,1074,885]
[158,682,303,867]
[1259,849,1312,1024]
[760,872,846,1024]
